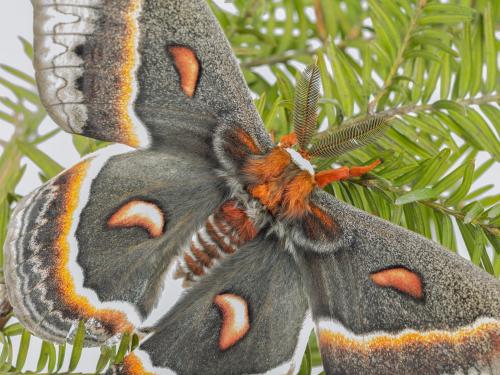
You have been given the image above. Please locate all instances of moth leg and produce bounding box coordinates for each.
[349,159,381,177]
[315,159,381,188]
[315,167,350,187]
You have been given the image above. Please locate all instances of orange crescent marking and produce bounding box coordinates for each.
[108,200,165,238]
[309,204,336,230]
[319,321,500,353]
[169,46,200,97]
[55,160,133,335]
[370,267,423,300]
[122,353,156,375]
[116,0,142,147]
[214,293,250,351]
[236,128,261,154]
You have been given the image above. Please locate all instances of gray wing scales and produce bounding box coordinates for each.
[296,190,500,375]
[33,0,270,151]
[4,145,226,344]
[112,234,312,375]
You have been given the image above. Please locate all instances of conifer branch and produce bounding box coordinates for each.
[368,0,427,113]
[356,178,499,237]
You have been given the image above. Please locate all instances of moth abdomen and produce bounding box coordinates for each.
[174,200,259,285]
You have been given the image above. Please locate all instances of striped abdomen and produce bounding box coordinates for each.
[175,200,258,284]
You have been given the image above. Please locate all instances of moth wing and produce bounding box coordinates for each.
[297,190,500,375]
[111,234,312,375]
[4,145,226,344]
[33,0,270,151]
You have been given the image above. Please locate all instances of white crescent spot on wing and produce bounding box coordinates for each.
[108,200,165,238]
[214,293,250,351]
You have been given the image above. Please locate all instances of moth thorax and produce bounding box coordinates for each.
[285,148,314,176]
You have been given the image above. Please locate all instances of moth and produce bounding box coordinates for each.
[3,0,499,374]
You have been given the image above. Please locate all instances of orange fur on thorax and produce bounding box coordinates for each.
[283,171,315,217]
[244,147,315,218]
[243,148,291,182]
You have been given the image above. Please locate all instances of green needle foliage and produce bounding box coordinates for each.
[0,0,499,373]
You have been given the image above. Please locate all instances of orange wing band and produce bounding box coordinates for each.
[319,321,500,367]
[55,160,133,335]
[122,354,156,375]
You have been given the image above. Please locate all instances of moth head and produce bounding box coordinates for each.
[287,61,394,167]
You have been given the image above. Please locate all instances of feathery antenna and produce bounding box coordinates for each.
[293,61,321,151]
[309,115,392,159]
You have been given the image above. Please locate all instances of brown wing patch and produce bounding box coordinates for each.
[214,293,250,351]
[234,128,262,155]
[370,267,423,300]
[107,200,165,238]
[168,46,200,97]
[221,127,263,170]
[303,203,338,241]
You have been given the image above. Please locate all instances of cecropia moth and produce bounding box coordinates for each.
[3,1,499,374]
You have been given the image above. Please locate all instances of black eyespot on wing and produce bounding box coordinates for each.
[74,44,85,58]
[75,76,84,92]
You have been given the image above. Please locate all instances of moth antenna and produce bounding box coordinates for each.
[293,61,321,151]
[309,115,393,159]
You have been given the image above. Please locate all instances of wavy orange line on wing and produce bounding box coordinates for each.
[54,160,133,335]
[319,321,500,353]
[116,0,142,148]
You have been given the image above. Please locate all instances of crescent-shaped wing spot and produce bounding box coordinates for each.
[214,293,250,351]
[370,267,423,300]
[169,46,200,98]
[108,200,165,238]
